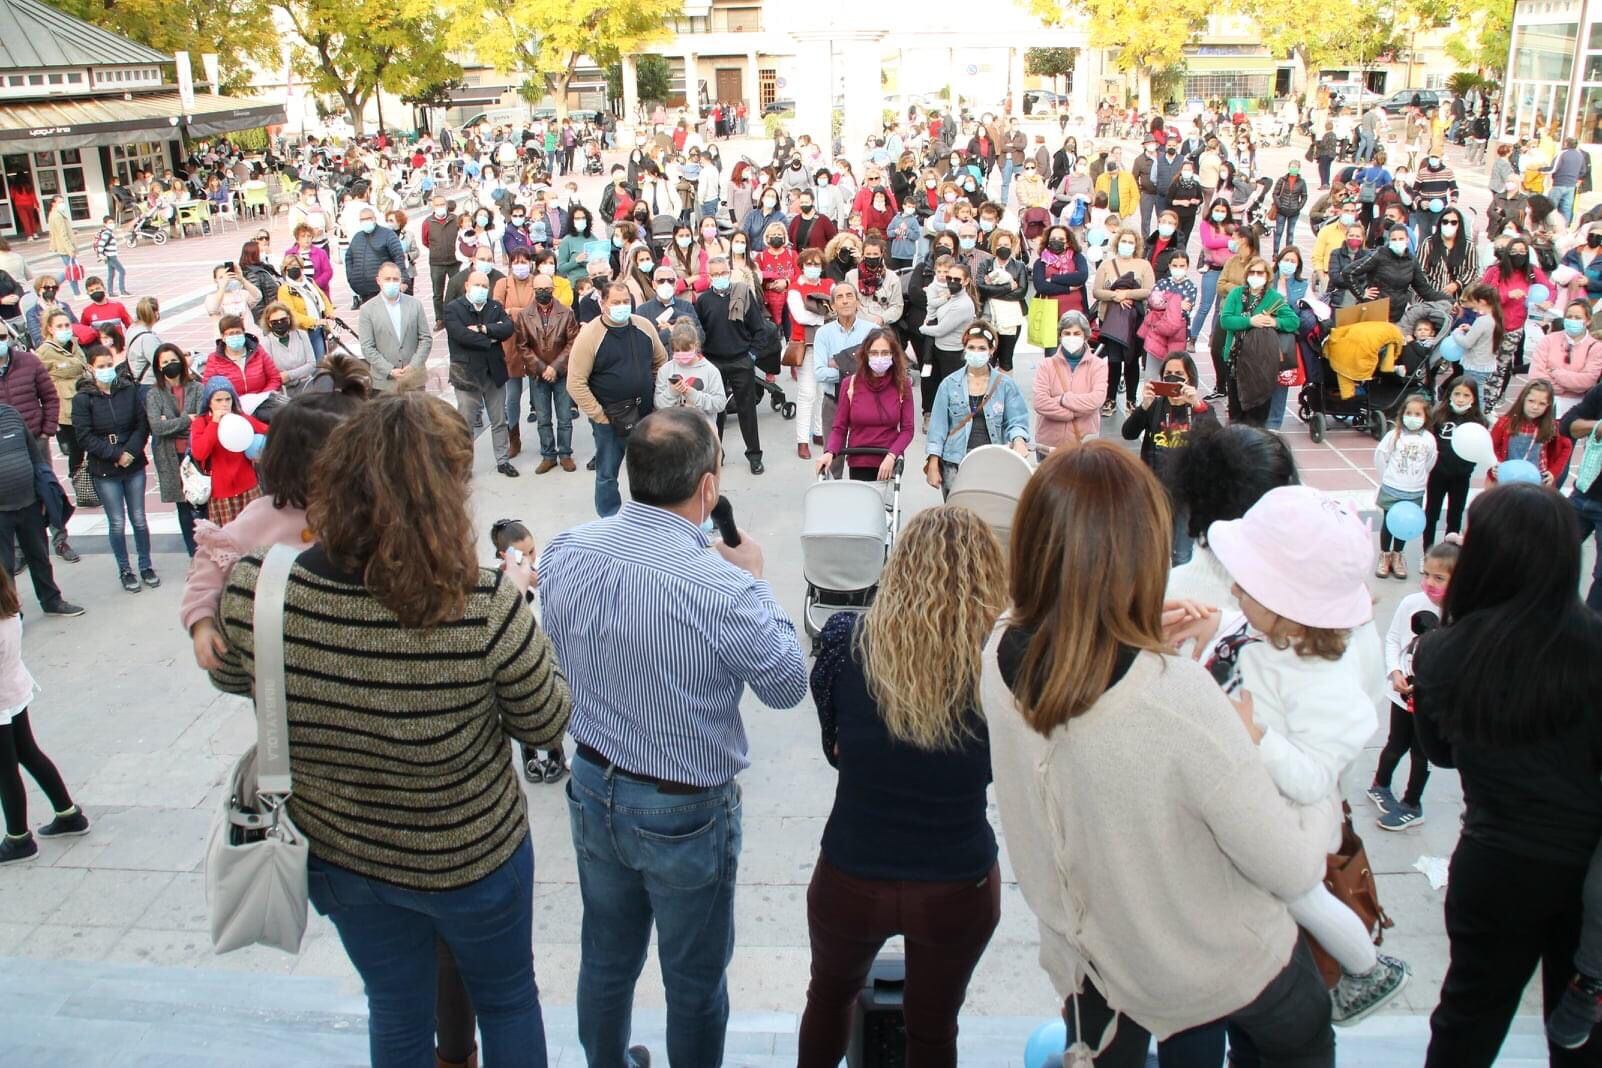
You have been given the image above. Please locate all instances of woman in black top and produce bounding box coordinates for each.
[1121,353,1220,565]
[1413,484,1602,1067]
[72,344,153,593]
[800,505,1007,1067]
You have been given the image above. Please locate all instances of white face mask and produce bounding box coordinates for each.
[1117,242,1135,257]
[1061,335,1086,353]
[1402,413,1426,431]
[1246,274,1267,290]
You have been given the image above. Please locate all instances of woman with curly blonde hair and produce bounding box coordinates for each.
[798,505,1007,1067]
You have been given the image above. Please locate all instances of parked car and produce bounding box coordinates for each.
[763,98,796,116]
[1023,90,1067,113]
[1379,88,1445,115]
[1321,82,1383,108]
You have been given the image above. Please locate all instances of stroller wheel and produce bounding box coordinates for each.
[1369,411,1389,442]
[1308,412,1326,444]
[152,229,168,245]
[783,402,797,420]
[770,393,784,412]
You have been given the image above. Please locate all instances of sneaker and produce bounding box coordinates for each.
[586,456,597,471]
[1101,400,1116,417]
[522,757,545,784]
[37,806,89,838]
[542,753,568,785]
[1547,974,1602,1049]
[140,568,161,589]
[0,833,37,865]
[52,532,79,563]
[1365,784,1398,813]
[1331,954,1410,1026]
[119,571,141,593]
[627,1047,651,1068]
[41,601,85,618]
[1204,388,1226,401]
[1377,803,1425,831]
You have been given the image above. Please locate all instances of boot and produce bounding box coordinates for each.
[507,426,521,459]
[436,1045,478,1068]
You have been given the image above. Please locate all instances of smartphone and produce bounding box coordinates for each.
[222,261,235,273]
[1151,380,1183,399]
[669,374,682,384]
[503,546,524,565]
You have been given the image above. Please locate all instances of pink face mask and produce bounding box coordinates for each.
[1420,574,1449,605]
[673,350,699,365]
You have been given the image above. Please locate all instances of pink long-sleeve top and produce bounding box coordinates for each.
[1033,349,1108,450]
[179,497,311,633]
[826,371,916,471]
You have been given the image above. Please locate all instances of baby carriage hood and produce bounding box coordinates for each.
[801,480,891,594]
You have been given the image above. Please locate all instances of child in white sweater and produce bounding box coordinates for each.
[1374,392,1439,580]
[1200,485,1410,1026]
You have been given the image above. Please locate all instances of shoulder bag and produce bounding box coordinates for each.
[180,452,212,507]
[70,462,98,509]
[1307,802,1393,988]
[204,543,309,955]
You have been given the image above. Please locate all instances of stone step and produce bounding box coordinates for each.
[0,957,1556,1066]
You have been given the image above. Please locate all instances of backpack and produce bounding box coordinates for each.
[1066,197,1088,228]
[1358,177,1379,205]
[1022,206,1051,241]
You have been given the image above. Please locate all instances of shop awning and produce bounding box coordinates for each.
[447,84,518,107]
[0,91,285,152]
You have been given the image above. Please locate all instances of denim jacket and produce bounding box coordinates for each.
[925,367,1031,463]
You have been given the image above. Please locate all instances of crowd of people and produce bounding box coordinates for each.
[0,87,1600,1068]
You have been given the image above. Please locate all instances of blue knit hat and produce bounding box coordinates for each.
[200,375,241,411]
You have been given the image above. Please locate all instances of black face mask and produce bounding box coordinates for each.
[936,246,956,259]
[160,362,182,379]
[1048,239,1067,253]
[839,249,856,264]
[946,278,963,293]
[534,290,554,305]
[1588,233,1602,249]
[285,267,303,280]
[89,290,106,302]
[766,235,784,247]
[800,203,815,215]
[996,247,1013,261]
[862,257,882,268]
[268,320,292,337]
[1509,252,1528,268]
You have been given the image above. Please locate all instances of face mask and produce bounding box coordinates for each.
[959,238,977,251]
[1118,242,1135,257]
[52,328,72,346]
[804,265,822,281]
[710,275,731,292]
[160,361,181,379]
[607,304,631,324]
[1061,335,1085,353]
[225,280,242,292]
[360,220,376,234]
[224,334,247,351]
[1389,239,1409,256]
[701,226,718,239]
[763,198,777,210]
[944,193,959,204]
[94,366,118,385]
[1048,239,1067,253]
[509,263,531,280]
[673,350,699,365]
[925,179,937,189]
[467,285,488,306]
[1509,251,1528,267]
[1181,171,1194,181]
[1591,233,1602,250]
[1212,211,1227,223]
[946,278,964,294]
[0,340,8,360]
[979,218,997,233]
[732,242,747,256]
[1566,318,1587,337]
[1227,239,1239,253]
[533,289,554,305]
[433,207,446,219]
[89,290,105,303]
[1170,266,1188,280]
[1339,214,1356,227]
[1278,260,1296,277]
[1156,222,1176,238]
[574,218,589,232]
[40,290,57,301]
[963,350,990,369]
[1402,414,1425,431]
[1450,398,1472,414]
[1246,274,1267,290]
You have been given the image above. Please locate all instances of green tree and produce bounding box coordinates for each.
[441,0,667,117]
[605,54,671,107]
[1025,47,1076,99]
[1253,0,1399,80]
[276,0,460,133]
[1027,0,1211,108]
[43,0,277,92]
[1441,0,1512,78]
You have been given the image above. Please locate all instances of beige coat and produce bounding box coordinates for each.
[47,207,75,258]
[1090,255,1155,321]
[981,638,1332,1040]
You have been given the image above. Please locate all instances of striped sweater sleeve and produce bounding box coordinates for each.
[487,576,572,748]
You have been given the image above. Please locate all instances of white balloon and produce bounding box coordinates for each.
[1450,420,1495,466]
[217,412,255,453]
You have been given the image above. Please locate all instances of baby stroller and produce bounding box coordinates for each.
[126,207,170,247]
[800,447,904,638]
[748,315,797,419]
[583,140,604,176]
[1298,312,1419,443]
[946,446,1035,560]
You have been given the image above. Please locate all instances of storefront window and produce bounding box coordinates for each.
[30,150,91,221]
[1513,22,1578,81]
[109,141,166,187]
[1580,86,1602,143]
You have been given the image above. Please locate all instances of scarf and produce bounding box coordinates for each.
[1040,246,1074,273]
[287,276,325,318]
[726,280,751,323]
[857,259,883,296]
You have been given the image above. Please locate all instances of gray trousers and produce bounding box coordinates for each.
[456,380,510,465]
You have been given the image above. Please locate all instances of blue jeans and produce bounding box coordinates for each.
[103,256,127,296]
[1273,211,1298,253]
[1552,184,1577,224]
[590,419,626,517]
[59,255,80,295]
[566,753,742,1068]
[1356,130,1375,163]
[1190,268,1220,341]
[1571,492,1602,612]
[504,373,528,427]
[307,326,327,361]
[1172,504,1195,566]
[1267,384,1289,430]
[1000,160,1017,205]
[307,838,546,1068]
[532,377,573,458]
[92,469,151,574]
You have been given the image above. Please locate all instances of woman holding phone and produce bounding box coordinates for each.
[1122,353,1220,565]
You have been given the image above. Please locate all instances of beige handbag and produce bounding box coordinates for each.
[204,544,309,955]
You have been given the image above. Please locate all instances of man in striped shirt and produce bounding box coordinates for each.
[539,408,808,1068]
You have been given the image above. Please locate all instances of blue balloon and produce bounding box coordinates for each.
[1527,283,1551,306]
[1024,1019,1068,1068]
[1436,334,1463,363]
[1385,501,1427,542]
[1428,197,1444,213]
[1496,458,1542,484]
[244,433,268,462]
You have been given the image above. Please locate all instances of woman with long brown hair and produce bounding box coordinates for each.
[982,441,1338,1067]
[800,506,1007,1066]
[814,326,915,482]
[206,391,571,1068]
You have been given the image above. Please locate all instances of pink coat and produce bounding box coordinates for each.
[1033,350,1108,450]
[1138,291,1189,360]
[179,498,311,633]
[1529,330,1602,399]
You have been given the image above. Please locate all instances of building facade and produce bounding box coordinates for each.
[1505,0,1602,142]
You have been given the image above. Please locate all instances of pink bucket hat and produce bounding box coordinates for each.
[1207,485,1375,629]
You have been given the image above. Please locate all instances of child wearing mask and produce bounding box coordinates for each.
[489,519,568,786]
[1138,252,1195,361]
[1423,378,1487,547]
[1374,392,1439,579]
[652,319,726,419]
[1199,485,1412,1025]
[1369,538,1459,831]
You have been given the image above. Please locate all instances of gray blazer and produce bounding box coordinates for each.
[357,293,432,391]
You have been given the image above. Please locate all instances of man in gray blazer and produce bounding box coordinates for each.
[357,261,432,391]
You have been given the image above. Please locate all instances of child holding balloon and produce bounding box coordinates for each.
[1424,379,1489,547]
[1374,392,1439,579]
[188,376,268,526]
[1489,378,1572,487]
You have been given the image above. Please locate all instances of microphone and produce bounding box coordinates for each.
[710,495,741,547]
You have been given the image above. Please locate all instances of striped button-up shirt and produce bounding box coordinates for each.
[538,501,808,787]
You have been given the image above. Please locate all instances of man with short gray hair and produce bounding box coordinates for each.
[443,269,518,476]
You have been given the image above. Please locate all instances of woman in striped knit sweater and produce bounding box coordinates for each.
[208,392,573,1068]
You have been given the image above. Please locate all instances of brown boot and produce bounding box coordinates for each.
[535,458,557,474]
[436,1046,478,1068]
[507,426,522,459]
[559,456,576,471]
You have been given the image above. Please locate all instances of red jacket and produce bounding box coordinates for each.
[1488,413,1573,483]
[189,411,268,500]
[206,336,283,397]
[788,212,836,252]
